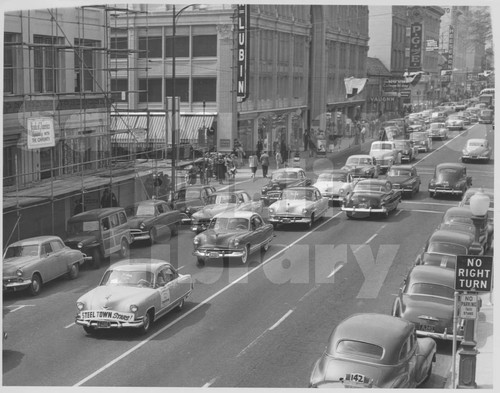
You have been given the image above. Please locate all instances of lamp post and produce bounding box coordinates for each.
[170,4,204,202]
[457,190,490,388]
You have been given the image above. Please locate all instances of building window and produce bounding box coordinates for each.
[165,36,189,58]
[34,35,62,93]
[193,35,217,57]
[4,33,19,94]
[139,78,162,102]
[139,36,162,58]
[110,32,128,59]
[74,38,100,92]
[192,78,216,102]
[3,145,17,187]
[111,79,128,102]
[165,78,189,102]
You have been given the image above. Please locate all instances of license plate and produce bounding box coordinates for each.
[97,321,111,328]
[281,218,291,223]
[358,203,367,208]
[208,252,219,259]
[419,323,435,332]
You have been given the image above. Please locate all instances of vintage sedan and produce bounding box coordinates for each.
[385,165,421,197]
[75,259,193,335]
[341,179,401,218]
[309,313,436,388]
[171,185,216,220]
[461,138,492,163]
[125,199,181,245]
[428,163,472,198]
[3,236,85,296]
[260,168,312,206]
[392,139,418,162]
[268,187,329,229]
[369,141,401,173]
[341,155,379,179]
[190,190,263,233]
[410,131,431,152]
[444,115,465,131]
[312,170,354,205]
[441,206,493,251]
[392,265,464,341]
[407,124,425,133]
[428,122,449,140]
[193,211,273,266]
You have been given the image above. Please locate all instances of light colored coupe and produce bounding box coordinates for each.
[268,186,329,229]
[75,259,193,335]
[312,170,354,204]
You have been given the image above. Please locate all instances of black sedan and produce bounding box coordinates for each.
[428,163,472,198]
[385,165,421,197]
[260,168,312,206]
[341,179,401,218]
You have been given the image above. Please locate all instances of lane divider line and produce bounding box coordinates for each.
[269,309,293,331]
[74,211,344,387]
[202,377,217,387]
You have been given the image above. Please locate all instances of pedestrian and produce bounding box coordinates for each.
[248,154,259,181]
[272,138,279,157]
[275,150,283,169]
[260,151,270,178]
[378,128,387,141]
[360,122,367,143]
[100,187,118,208]
[303,129,310,152]
[216,153,226,184]
[74,198,84,215]
[256,139,263,160]
[225,154,236,181]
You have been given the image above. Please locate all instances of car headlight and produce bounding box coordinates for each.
[139,222,145,230]
[364,169,371,174]
[185,206,192,214]
[193,237,200,245]
[268,207,275,214]
[339,188,345,195]
[77,242,83,249]
[261,187,267,194]
[16,268,23,277]
[302,208,308,215]
[76,302,85,311]
[233,239,240,247]
[130,305,138,313]
[462,149,468,154]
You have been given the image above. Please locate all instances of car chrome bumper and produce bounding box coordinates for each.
[75,318,145,329]
[416,329,464,341]
[130,230,151,241]
[269,215,311,224]
[429,188,463,194]
[462,155,489,160]
[191,223,209,233]
[341,206,387,213]
[3,279,32,291]
[193,249,245,258]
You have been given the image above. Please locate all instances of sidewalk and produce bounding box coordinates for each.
[445,292,493,389]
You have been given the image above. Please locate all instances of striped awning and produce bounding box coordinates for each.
[111,113,214,144]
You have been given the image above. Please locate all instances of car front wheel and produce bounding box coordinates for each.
[68,263,79,280]
[91,248,102,269]
[241,245,250,264]
[149,228,157,245]
[29,273,42,296]
[119,239,130,259]
[138,310,153,335]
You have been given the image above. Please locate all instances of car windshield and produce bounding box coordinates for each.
[4,244,39,258]
[130,204,155,216]
[282,189,314,200]
[410,133,426,141]
[409,283,454,299]
[448,116,460,120]
[428,242,468,255]
[346,157,371,166]
[467,141,486,147]
[355,183,389,192]
[335,340,383,360]
[67,221,100,235]
[207,194,238,204]
[371,143,393,150]
[317,173,347,182]
[100,269,155,287]
[436,168,461,182]
[174,188,201,201]
[393,141,408,149]
[208,217,249,231]
[422,253,457,268]
[387,168,411,177]
[272,171,298,180]
[430,123,444,129]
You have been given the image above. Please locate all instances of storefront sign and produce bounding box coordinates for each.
[220,138,231,148]
[369,96,396,102]
[447,26,454,70]
[425,39,438,52]
[409,22,422,72]
[26,117,55,149]
[237,4,250,102]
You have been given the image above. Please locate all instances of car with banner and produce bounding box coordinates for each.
[392,265,464,341]
[428,163,472,198]
[125,199,181,245]
[3,236,85,296]
[268,186,329,229]
[309,313,436,388]
[384,165,421,197]
[75,259,193,335]
[312,169,354,205]
[444,115,465,131]
[193,211,273,266]
[65,208,133,269]
[341,179,401,218]
[260,168,312,206]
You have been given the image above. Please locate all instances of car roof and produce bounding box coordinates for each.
[430,229,475,245]
[285,186,319,192]
[348,154,371,159]
[467,138,488,144]
[436,162,465,170]
[329,313,412,363]
[409,265,455,286]
[356,179,391,186]
[318,169,349,175]
[8,235,62,247]
[69,207,125,222]
[389,164,414,170]
[108,259,172,272]
[214,210,255,219]
[212,189,245,195]
[444,206,474,218]
[273,168,303,173]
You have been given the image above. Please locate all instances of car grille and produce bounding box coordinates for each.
[199,248,234,255]
[3,277,23,285]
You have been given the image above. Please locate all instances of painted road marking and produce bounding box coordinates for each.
[74,211,344,386]
[351,224,386,254]
[65,322,76,329]
[327,262,345,279]
[414,127,470,166]
[269,309,294,331]
[202,377,217,387]
[6,305,35,313]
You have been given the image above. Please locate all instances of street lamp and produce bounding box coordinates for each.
[457,189,490,388]
[170,4,206,202]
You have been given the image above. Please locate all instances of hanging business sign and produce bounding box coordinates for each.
[26,117,56,149]
[408,22,422,72]
[237,4,250,103]
[446,26,454,70]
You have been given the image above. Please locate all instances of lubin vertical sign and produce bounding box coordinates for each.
[409,22,422,72]
[237,4,250,102]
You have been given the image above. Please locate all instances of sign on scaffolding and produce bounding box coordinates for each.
[26,117,55,149]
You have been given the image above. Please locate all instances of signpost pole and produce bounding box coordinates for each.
[451,291,458,389]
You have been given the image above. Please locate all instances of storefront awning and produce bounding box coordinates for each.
[111,113,215,145]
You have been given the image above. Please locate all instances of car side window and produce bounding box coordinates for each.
[398,338,410,361]
[50,240,64,252]
[242,193,250,203]
[110,214,119,228]
[101,217,110,231]
[252,216,262,230]
[164,267,175,282]
[157,204,164,214]
[42,242,53,255]
[119,212,127,225]
[162,203,170,212]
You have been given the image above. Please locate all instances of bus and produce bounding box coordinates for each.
[479,88,495,96]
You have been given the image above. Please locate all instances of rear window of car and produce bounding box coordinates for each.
[409,283,454,299]
[336,340,383,360]
[428,242,468,255]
